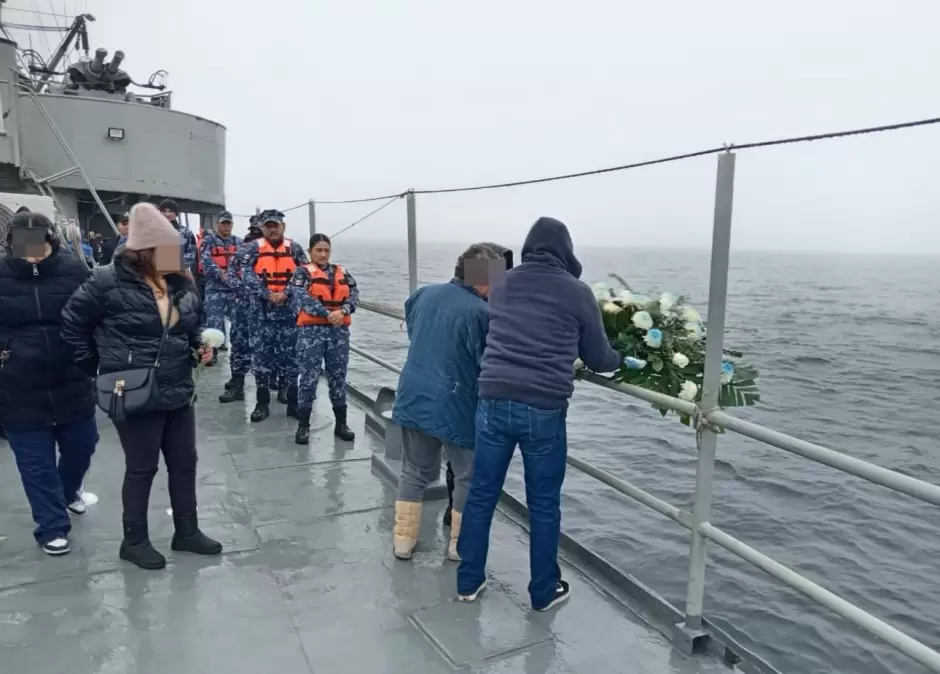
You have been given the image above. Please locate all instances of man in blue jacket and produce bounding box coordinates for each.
[456,217,622,611]
[391,242,508,563]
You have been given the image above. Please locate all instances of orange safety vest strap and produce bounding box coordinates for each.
[210,244,237,270]
[297,263,352,327]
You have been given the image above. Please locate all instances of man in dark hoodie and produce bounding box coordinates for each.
[0,212,97,556]
[158,199,197,277]
[456,217,621,611]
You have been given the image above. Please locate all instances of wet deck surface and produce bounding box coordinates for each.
[0,363,735,673]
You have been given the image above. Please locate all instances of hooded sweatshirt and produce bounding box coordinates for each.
[478,217,621,409]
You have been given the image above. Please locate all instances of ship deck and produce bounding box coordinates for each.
[0,364,736,673]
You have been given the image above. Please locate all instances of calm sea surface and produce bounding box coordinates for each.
[334,240,939,674]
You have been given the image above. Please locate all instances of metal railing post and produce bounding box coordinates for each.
[308,198,316,237]
[684,151,736,633]
[406,189,418,294]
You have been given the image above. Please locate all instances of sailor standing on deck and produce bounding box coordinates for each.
[158,199,198,278]
[219,216,264,403]
[241,209,307,422]
[199,210,241,365]
[289,233,358,445]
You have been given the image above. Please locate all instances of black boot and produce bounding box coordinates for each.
[170,514,222,555]
[333,405,355,441]
[295,407,312,445]
[219,374,245,403]
[119,520,166,570]
[277,383,289,405]
[286,384,299,419]
[222,378,234,390]
[250,386,270,422]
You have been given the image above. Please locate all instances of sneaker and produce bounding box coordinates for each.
[457,579,486,602]
[67,500,87,516]
[535,580,570,611]
[42,538,70,556]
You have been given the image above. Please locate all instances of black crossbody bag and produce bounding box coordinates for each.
[95,315,171,422]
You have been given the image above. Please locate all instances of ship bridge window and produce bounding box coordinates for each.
[107,127,124,141]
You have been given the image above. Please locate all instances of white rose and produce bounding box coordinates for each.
[659,293,678,313]
[591,283,610,300]
[678,381,698,401]
[682,306,702,323]
[631,311,654,330]
[602,302,622,314]
[200,328,226,348]
[672,352,689,368]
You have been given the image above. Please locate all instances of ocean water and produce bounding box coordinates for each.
[333,239,939,674]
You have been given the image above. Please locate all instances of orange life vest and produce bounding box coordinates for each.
[296,263,352,326]
[209,239,238,271]
[253,238,296,292]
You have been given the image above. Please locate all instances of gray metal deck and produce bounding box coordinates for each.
[0,365,736,673]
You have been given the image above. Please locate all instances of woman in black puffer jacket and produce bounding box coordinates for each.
[61,202,221,570]
[0,212,96,556]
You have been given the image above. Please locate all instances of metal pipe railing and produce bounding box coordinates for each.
[342,152,940,672]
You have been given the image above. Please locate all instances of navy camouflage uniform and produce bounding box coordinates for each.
[240,210,308,421]
[199,213,242,347]
[218,218,264,403]
[289,262,359,443]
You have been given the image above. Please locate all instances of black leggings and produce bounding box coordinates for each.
[113,405,198,523]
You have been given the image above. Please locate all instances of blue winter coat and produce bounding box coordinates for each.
[392,279,489,449]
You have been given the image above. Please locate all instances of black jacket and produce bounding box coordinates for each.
[61,255,203,413]
[0,244,95,430]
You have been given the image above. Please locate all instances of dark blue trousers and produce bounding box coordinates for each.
[6,415,97,544]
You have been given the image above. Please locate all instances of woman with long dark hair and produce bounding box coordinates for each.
[289,233,358,444]
[61,202,220,570]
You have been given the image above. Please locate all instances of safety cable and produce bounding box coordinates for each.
[329,195,402,238]
[238,114,940,214]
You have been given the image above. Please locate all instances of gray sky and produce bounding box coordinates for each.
[8,0,940,254]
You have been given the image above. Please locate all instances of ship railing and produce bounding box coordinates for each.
[327,144,940,673]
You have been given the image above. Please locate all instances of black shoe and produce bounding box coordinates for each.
[219,375,245,403]
[535,580,570,611]
[170,514,222,556]
[277,386,289,405]
[250,386,270,422]
[218,344,228,352]
[119,520,166,570]
[286,384,299,419]
[294,407,312,445]
[332,405,355,441]
[222,378,234,390]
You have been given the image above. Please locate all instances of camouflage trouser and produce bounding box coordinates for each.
[253,320,298,389]
[230,296,256,376]
[203,288,236,345]
[296,325,350,410]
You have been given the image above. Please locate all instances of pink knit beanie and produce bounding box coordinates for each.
[125,202,179,251]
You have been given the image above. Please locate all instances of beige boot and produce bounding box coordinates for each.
[447,510,462,561]
[393,500,422,559]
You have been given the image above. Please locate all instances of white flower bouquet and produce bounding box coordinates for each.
[590,274,760,425]
[191,328,225,402]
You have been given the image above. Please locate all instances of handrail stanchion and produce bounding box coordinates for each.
[681,151,737,644]
[406,190,418,294]
[308,199,316,237]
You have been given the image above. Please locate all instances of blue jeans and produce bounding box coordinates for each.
[6,415,98,544]
[457,398,568,609]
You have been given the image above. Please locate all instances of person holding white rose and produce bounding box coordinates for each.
[61,202,222,571]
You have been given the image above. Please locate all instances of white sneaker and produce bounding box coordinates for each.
[67,500,87,516]
[42,538,70,555]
